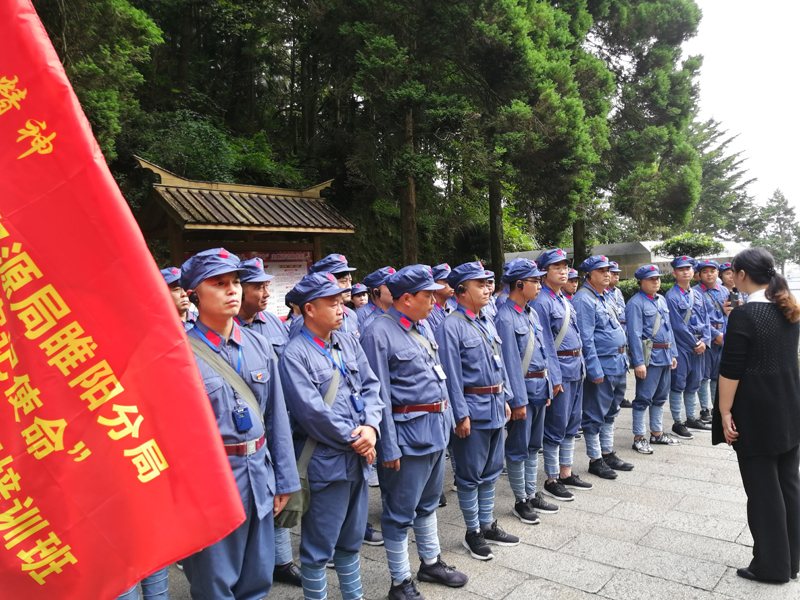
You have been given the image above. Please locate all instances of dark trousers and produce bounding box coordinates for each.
[737,444,800,581]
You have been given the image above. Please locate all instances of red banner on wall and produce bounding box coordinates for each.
[0,2,245,599]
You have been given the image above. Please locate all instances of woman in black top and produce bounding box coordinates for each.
[713,247,800,583]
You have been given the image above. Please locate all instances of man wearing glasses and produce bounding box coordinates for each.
[494,258,561,524]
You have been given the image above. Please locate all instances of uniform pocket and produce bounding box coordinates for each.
[394,414,430,449]
[468,395,493,424]
[249,367,270,385]
[307,447,347,482]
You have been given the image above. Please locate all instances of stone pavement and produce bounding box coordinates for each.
[162,373,800,600]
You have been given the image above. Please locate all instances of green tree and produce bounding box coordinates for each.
[651,232,724,259]
[35,0,163,161]
[686,118,758,240]
[752,190,800,275]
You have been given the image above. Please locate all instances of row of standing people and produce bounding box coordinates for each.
[132,248,736,600]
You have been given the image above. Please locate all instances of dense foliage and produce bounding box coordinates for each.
[36,0,769,273]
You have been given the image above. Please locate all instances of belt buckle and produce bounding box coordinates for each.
[542,369,548,378]
[436,401,446,413]
[497,382,504,393]
[245,439,257,455]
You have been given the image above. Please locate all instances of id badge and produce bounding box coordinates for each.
[690,316,697,326]
[233,406,253,432]
[433,364,447,380]
[350,393,365,412]
[493,354,503,369]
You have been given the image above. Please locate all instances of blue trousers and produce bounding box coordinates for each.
[300,475,368,569]
[117,567,169,600]
[670,346,703,393]
[632,365,671,435]
[505,403,545,463]
[544,379,582,445]
[703,343,723,380]
[381,451,444,542]
[581,373,626,436]
[451,428,504,491]
[184,490,275,600]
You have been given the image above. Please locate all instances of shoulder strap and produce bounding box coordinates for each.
[651,306,662,340]
[683,290,693,325]
[189,336,264,426]
[379,314,437,361]
[705,288,724,313]
[554,294,573,350]
[295,367,341,478]
[521,322,536,373]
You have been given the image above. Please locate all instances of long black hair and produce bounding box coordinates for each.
[731,247,800,322]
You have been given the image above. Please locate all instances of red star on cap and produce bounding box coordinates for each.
[256,258,262,267]
[477,261,483,268]
[326,273,336,283]
[445,264,450,269]
[557,250,563,255]
[389,267,395,274]
[601,256,606,260]
[220,249,229,259]
[650,266,655,270]
[171,268,179,274]
[339,255,346,261]
[682,256,688,260]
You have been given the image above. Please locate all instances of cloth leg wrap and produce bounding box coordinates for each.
[585,432,601,460]
[301,564,328,600]
[600,422,615,454]
[559,435,575,468]
[506,460,526,500]
[632,408,646,437]
[649,404,664,434]
[525,453,539,497]
[384,536,410,585]
[412,512,440,560]
[684,391,698,420]
[698,379,711,411]
[334,550,362,600]
[669,390,684,421]
[457,487,479,531]
[543,441,560,479]
[477,482,495,525]
[274,526,294,566]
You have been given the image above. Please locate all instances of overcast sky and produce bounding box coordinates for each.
[682,0,800,210]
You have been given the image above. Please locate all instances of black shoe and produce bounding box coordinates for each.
[542,479,574,501]
[462,530,493,560]
[438,493,447,508]
[364,522,384,546]
[619,399,632,408]
[735,567,789,584]
[685,417,711,431]
[512,499,541,524]
[417,555,468,587]
[481,521,519,546]
[602,452,634,471]
[389,577,424,600]
[671,422,694,440]
[588,458,618,479]
[558,474,593,490]
[699,409,712,423]
[574,433,582,440]
[274,562,302,587]
[529,492,559,514]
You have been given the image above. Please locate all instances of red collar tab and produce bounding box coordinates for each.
[205,328,222,347]
[399,316,412,329]
[313,336,325,348]
[513,303,523,313]
[231,324,242,345]
[465,309,476,319]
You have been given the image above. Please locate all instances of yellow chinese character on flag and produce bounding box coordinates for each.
[0,456,20,500]
[0,497,48,549]
[97,404,143,440]
[6,374,42,422]
[10,284,71,339]
[68,360,123,411]
[39,321,97,376]
[0,332,18,381]
[0,243,42,298]
[0,76,26,117]
[124,439,168,483]
[18,531,77,585]
[21,417,66,459]
[16,119,56,160]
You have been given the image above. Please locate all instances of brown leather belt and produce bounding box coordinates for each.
[464,383,504,395]
[524,370,548,379]
[556,349,581,357]
[393,400,447,414]
[712,324,723,330]
[617,347,626,354]
[652,343,671,349]
[224,435,266,456]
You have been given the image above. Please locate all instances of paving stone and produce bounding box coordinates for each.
[545,505,655,543]
[599,569,736,600]
[673,495,748,522]
[503,577,601,600]
[641,473,747,504]
[428,548,530,600]
[590,480,685,510]
[712,567,800,600]
[493,542,618,593]
[561,533,728,591]
[735,527,754,548]
[638,526,753,568]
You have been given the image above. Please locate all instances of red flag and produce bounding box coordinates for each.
[0,2,245,598]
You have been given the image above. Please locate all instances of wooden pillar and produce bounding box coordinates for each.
[313,235,323,262]
[168,219,184,266]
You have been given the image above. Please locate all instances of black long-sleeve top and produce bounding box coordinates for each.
[712,302,800,457]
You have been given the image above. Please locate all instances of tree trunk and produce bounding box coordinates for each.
[401,108,418,264]
[488,175,503,278]
[572,218,588,269]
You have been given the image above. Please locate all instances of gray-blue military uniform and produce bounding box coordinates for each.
[180,249,300,600]
[494,259,557,506]
[693,259,729,415]
[427,263,453,332]
[289,305,360,340]
[235,312,289,358]
[530,249,584,482]
[279,273,383,600]
[360,265,467,592]
[572,256,629,470]
[435,262,517,557]
[160,266,195,332]
[626,265,679,441]
[665,256,711,424]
